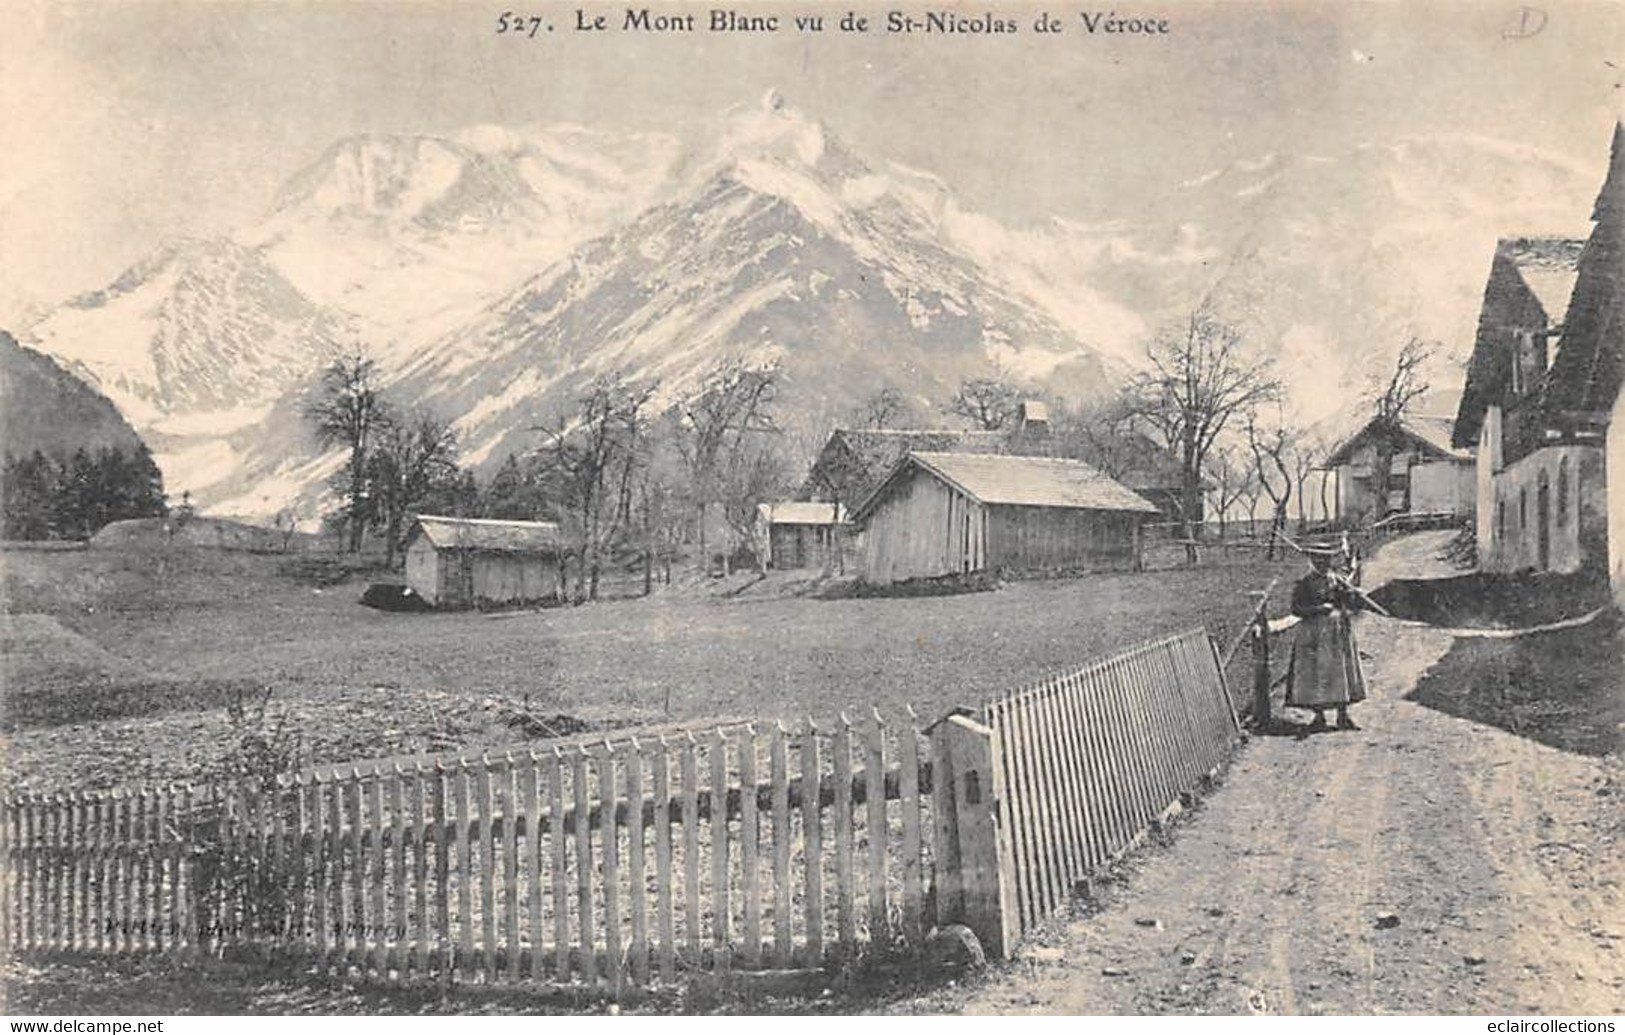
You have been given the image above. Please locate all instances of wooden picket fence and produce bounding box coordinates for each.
[0,716,936,992]
[979,628,1238,935]
[0,627,1243,988]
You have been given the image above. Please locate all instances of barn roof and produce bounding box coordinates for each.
[1452,236,1586,448]
[854,451,1160,521]
[1504,236,1586,322]
[804,424,1186,504]
[1324,414,1470,467]
[407,515,563,554]
[756,501,847,526]
[1541,122,1625,418]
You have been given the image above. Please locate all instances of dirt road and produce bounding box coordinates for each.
[951,536,1624,1015]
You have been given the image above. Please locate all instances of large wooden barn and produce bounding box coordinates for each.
[403,515,564,609]
[850,452,1161,584]
[802,421,1190,523]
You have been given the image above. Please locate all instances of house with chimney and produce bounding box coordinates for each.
[1453,124,1623,577]
[800,401,1191,525]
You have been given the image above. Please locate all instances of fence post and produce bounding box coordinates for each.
[1250,600,1272,729]
[928,714,1017,960]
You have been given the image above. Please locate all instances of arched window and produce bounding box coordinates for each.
[1557,457,1571,525]
[1519,488,1527,530]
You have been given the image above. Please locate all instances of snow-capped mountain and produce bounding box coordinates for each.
[16,93,1612,519]
[21,124,684,514]
[25,237,346,426]
[250,125,681,354]
[386,93,1121,473]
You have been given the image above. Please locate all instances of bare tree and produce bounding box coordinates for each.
[673,360,780,572]
[851,386,913,430]
[1368,337,1435,425]
[1206,444,1257,541]
[368,409,460,568]
[630,435,688,594]
[1246,411,1295,559]
[1241,475,1265,533]
[304,352,390,552]
[537,376,657,601]
[1363,336,1437,519]
[1291,437,1323,533]
[1119,308,1282,559]
[945,376,1020,431]
[1049,397,1148,479]
[719,439,792,574]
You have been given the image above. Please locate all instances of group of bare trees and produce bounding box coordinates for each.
[480,359,795,601]
[306,351,799,599]
[307,310,1438,584]
[1042,305,1437,558]
[304,353,464,565]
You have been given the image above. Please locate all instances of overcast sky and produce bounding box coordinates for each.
[3,0,1623,324]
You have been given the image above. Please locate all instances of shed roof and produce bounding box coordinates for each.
[408,515,563,554]
[1324,414,1471,467]
[756,501,847,525]
[855,451,1159,521]
[1019,399,1050,423]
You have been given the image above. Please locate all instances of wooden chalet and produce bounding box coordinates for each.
[1321,413,1475,527]
[850,451,1160,584]
[403,515,564,609]
[803,412,1188,523]
[1455,124,1623,577]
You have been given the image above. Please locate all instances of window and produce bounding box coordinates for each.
[1497,499,1506,541]
[1519,488,1527,530]
[1558,457,1571,525]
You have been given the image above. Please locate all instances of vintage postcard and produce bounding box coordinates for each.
[1,0,1622,1021]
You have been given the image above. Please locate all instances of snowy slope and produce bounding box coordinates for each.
[250,126,681,357]
[19,94,1610,519]
[24,237,345,427]
[388,94,1118,473]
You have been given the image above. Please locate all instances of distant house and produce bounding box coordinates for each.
[849,452,1160,584]
[803,427,1009,513]
[1321,414,1475,527]
[1455,125,1622,576]
[403,515,564,609]
[803,410,1189,524]
[1088,430,1196,522]
[755,502,849,572]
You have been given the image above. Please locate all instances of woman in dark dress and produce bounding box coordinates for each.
[1286,550,1368,731]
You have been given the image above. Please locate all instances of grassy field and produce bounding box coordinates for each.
[1,543,1300,794]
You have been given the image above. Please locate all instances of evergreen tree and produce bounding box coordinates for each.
[0,443,164,541]
[482,453,535,519]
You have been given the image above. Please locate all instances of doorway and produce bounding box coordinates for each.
[1537,473,1551,570]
